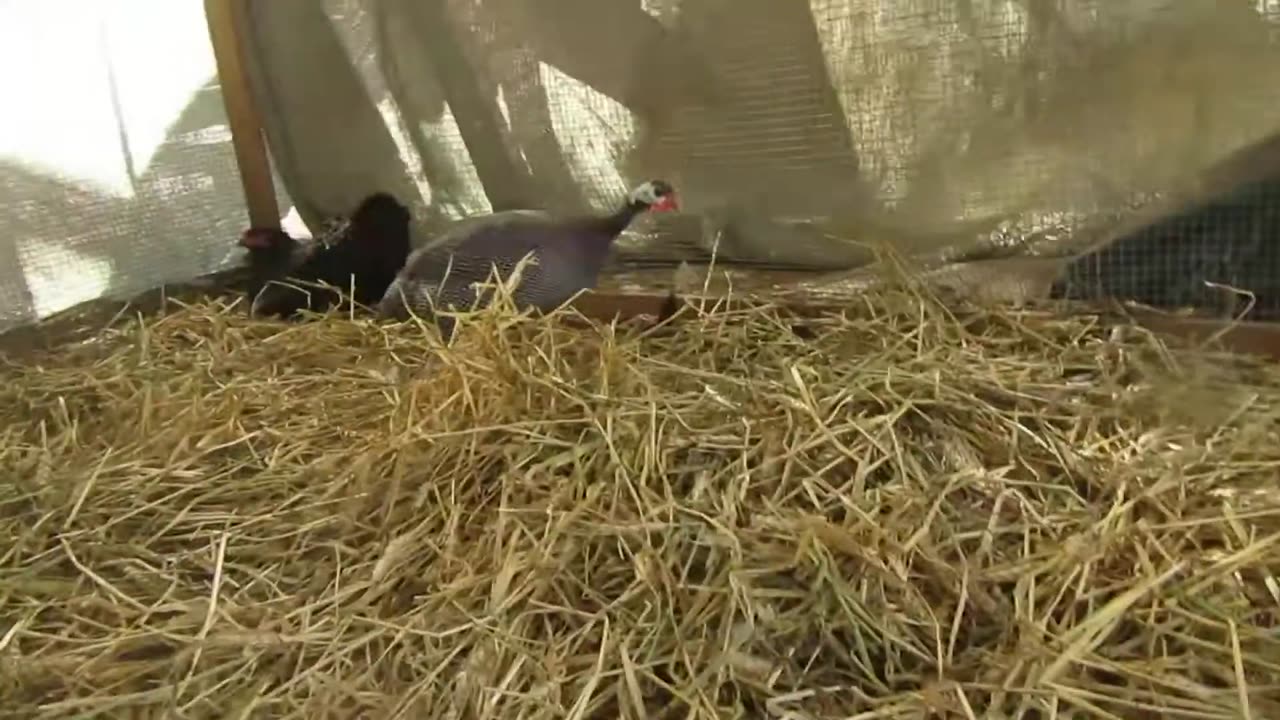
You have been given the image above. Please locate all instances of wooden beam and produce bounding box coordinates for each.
[6,282,1280,365]
[1119,308,1280,362]
[205,0,280,228]
[567,290,1280,362]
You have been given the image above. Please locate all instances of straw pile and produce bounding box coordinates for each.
[1,288,1279,719]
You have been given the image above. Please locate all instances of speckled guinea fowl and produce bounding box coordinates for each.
[378,180,678,337]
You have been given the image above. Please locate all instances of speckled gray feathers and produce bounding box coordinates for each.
[380,213,608,317]
[379,180,677,337]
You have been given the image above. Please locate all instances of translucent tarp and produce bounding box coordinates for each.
[4,0,1280,334]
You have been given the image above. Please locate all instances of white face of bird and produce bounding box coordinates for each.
[628,180,679,213]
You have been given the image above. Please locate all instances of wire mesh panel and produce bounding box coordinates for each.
[0,1,298,334]
[4,1,1280,333]
[1054,173,1280,319]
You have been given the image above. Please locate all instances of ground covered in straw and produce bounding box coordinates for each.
[1,291,1279,719]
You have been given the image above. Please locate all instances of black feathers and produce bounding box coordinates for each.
[247,192,413,320]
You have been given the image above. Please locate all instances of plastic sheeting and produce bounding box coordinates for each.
[4,1,1280,332]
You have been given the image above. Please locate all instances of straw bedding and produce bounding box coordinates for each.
[1,289,1278,719]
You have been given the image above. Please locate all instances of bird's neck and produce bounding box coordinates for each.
[585,201,646,240]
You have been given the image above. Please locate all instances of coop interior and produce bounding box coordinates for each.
[3,1,1280,718]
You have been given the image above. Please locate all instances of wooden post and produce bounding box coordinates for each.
[205,0,281,228]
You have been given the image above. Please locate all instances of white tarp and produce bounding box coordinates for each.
[4,1,1280,332]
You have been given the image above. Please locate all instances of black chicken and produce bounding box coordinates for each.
[238,226,300,310]
[245,192,413,320]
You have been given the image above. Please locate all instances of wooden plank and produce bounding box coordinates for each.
[1121,309,1280,362]
[205,0,280,228]
[568,290,1280,362]
[6,284,1280,365]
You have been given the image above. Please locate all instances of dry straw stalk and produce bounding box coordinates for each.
[1,284,1278,719]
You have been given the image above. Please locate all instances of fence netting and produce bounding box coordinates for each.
[4,0,1280,334]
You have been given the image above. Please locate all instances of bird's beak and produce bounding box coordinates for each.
[652,194,679,213]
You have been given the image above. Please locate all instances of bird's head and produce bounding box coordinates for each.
[239,227,294,252]
[345,193,413,265]
[351,192,412,234]
[627,179,679,213]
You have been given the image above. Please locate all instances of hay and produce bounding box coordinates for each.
[1,288,1279,719]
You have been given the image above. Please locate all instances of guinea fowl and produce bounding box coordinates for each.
[247,192,413,320]
[377,179,678,337]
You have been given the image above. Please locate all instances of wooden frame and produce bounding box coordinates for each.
[205,0,280,228]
